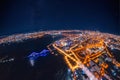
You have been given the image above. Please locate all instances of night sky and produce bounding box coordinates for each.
[0,0,119,35]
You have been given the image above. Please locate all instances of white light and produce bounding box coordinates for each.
[68,69,71,72]
[29,59,35,66]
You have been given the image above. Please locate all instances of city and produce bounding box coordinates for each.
[47,30,120,80]
[0,30,120,80]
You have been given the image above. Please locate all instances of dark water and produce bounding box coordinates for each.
[0,35,67,80]
[111,49,120,62]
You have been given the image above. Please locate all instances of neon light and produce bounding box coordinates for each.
[28,49,50,66]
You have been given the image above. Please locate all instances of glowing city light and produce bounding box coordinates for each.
[0,30,120,79]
